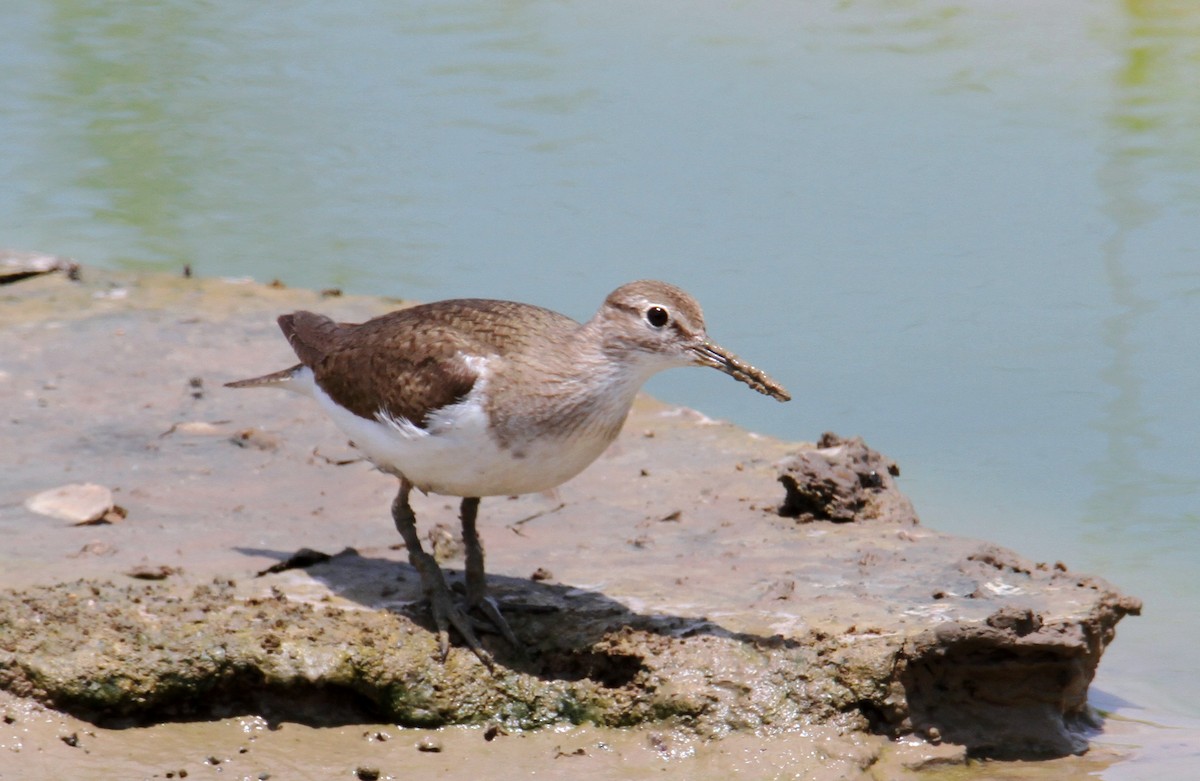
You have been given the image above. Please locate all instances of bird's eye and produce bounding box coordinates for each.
[645,306,669,328]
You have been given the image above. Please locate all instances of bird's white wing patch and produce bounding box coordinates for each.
[375,408,429,439]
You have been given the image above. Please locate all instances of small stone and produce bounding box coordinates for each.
[125,564,180,581]
[175,421,224,436]
[69,541,117,558]
[25,483,114,523]
[416,736,442,752]
[554,746,587,758]
[230,428,281,451]
[355,767,381,780]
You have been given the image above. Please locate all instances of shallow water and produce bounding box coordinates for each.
[3,0,1199,774]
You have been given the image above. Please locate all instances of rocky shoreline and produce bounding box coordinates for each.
[0,260,1141,777]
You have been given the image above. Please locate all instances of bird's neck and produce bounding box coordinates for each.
[482,322,660,453]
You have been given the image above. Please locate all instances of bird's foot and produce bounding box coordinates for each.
[425,576,496,671]
[460,586,520,650]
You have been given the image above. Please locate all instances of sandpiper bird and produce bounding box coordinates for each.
[227,280,789,667]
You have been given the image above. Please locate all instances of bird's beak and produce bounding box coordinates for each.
[690,341,791,402]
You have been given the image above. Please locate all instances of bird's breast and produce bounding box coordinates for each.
[312,370,630,498]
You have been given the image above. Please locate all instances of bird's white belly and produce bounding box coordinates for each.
[308,374,606,497]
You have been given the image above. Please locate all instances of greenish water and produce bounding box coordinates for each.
[3,0,1199,773]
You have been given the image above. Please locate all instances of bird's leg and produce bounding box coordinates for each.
[391,479,493,670]
[459,497,486,605]
[459,497,519,648]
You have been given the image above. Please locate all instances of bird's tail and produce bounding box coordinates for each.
[225,365,304,390]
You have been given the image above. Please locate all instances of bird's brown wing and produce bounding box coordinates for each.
[281,299,576,428]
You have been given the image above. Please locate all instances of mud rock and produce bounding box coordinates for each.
[0,249,78,285]
[776,432,918,524]
[0,534,1140,758]
[0,266,1141,763]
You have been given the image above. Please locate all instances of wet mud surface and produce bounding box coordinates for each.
[0,266,1142,778]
